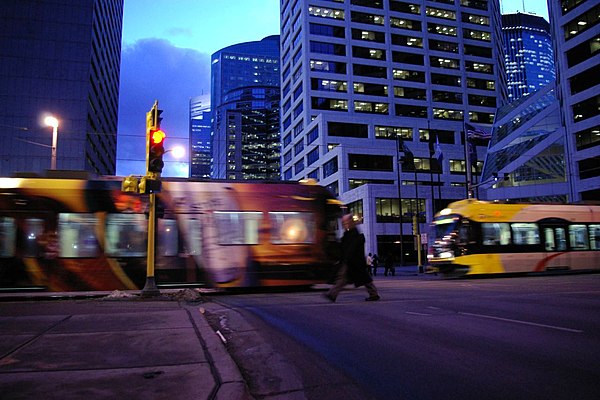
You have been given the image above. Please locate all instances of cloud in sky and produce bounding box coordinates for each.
[116,38,210,177]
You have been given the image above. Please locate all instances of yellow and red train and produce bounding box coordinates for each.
[0,176,341,291]
[428,199,600,276]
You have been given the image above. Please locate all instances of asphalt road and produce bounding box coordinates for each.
[205,273,600,400]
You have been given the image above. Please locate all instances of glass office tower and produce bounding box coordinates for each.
[0,0,123,176]
[210,36,280,179]
[189,95,212,179]
[502,12,555,102]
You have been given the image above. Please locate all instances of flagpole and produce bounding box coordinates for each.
[396,136,404,267]
[437,137,442,201]
[428,123,435,217]
[464,121,474,199]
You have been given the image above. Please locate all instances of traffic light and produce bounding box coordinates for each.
[148,128,166,173]
[138,176,162,194]
[146,101,165,174]
[121,175,139,193]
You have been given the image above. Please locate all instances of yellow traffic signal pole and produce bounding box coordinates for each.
[413,214,422,273]
[141,101,162,298]
[142,189,160,297]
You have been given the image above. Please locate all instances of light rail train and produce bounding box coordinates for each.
[0,175,341,291]
[428,199,600,276]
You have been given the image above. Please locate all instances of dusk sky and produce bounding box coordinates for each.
[116,0,550,178]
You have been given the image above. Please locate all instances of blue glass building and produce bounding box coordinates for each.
[481,0,600,202]
[189,95,212,179]
[481,82,569,201]
[502,12,555,102]
[210,36,280,179]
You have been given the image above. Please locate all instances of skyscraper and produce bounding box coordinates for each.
[548,0,600,201]
[280,0,506,260]
[0,0,123,177]
[502,12,555,102]
[189,95,212,179]
[210,36,281,179]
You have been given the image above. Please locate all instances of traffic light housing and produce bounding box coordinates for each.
[139,176,162,194]
[146,101,165,174]
[121,175,139,193]
[148,129,166,173]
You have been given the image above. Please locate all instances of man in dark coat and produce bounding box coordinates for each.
[325,214,380,302]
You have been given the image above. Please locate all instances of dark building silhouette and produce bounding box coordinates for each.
[0,0,124,176]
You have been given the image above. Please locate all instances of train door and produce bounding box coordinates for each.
[540,223,569,271]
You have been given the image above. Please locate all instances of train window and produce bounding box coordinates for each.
[157,219,178,256]
[181,218,202,255]
[481,222,510,245]
[23,219,45,257]
[58,213,99,258]
[0,217,16,257]
[556,228,567,251]
[105,214,147,257]
[214,211,261,245]
[544,228,555,251]
[511,223,539,245]
[544,227,567,251]
[590,225,600,250]
[569,224,589,250]
[270,212,315,244]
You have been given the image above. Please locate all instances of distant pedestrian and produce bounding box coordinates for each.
[372,254,379,276]
[367,253,374,276]
[384,253,395,276]
[324,214,380,302]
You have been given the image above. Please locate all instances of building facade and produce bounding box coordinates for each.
[502,12,555,102]
[280,0,506,261]
[210,36,281,179]
[481,81,571,202]
[548,0,600,201]
[213,87,281,180]
[0,0,123,176]
[189,95,212,179]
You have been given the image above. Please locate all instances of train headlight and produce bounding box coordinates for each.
[440,251,453,259]
[281,218,307,243]
[270,212,315,244]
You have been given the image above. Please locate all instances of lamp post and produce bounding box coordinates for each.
[44,116,59,170]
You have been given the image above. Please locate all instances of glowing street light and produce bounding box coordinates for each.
[44,116,59,170]
[171,145,185,159]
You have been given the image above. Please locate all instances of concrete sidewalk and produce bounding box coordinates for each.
[0,290,251,400]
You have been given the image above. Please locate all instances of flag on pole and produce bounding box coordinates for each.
[433,136,443,166]
[399,139,415,171]
[468,137,477,172]
[465,122,491,141]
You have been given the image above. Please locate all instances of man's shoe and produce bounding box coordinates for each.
[324,293,336,302]
[365,295,381,301]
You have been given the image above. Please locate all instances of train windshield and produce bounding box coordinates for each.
[432,215,460,240]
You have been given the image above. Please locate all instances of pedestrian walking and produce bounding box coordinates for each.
[372,254,379,276]
[384,253,395,276]
[324,214,381,302]
[367,253,374,276]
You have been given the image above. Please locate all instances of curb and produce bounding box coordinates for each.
[185,303,254,400]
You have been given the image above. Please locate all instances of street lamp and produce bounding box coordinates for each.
[44,116,59,170]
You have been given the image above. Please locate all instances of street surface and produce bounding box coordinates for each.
[205,273,600,400]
